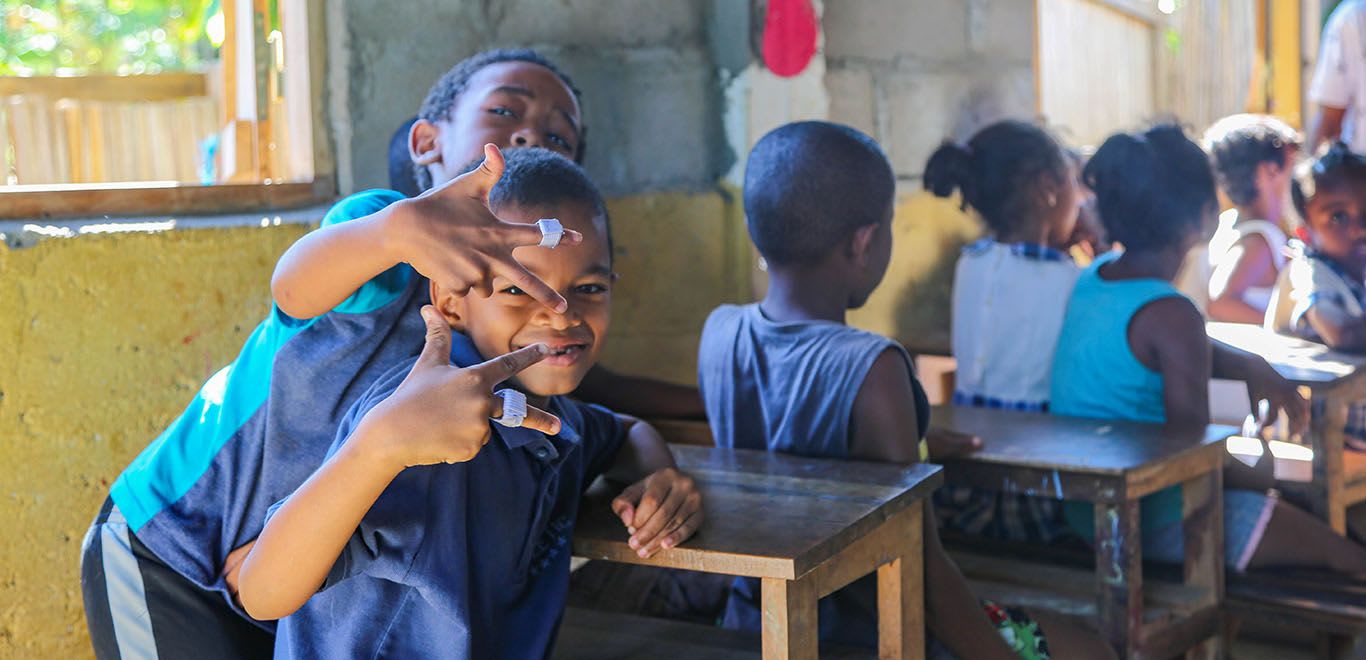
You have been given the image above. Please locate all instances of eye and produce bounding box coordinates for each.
[574,283,608,295]
[500,285,527,296]
[1332,211,1350,226]
[548,133,573,151]
[488,106,516,118]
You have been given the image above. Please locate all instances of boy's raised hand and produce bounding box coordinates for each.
[611,468,703,558]
[361,306,562,470]
[391,144,584,313]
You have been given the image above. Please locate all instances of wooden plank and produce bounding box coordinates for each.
[1095,499,1143,656]
[573,446,942,580]
[1344,451,1366,507]
[940,459,1126,503]
[1181,470,1224,659]
[1312,389,1351,534]
[762,576,818,660]
[0,74,208,102]
[932,405,1232,481]
[554,607,876,660]
[1207,322,1366,387]
[649,418,714,447]
[0,180,330,219]
[950,551,1211,619]
[1181,471,1224,610]
[808,504,919,599]
[876,504,923,660]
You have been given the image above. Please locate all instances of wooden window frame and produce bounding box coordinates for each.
[0,0,335,221]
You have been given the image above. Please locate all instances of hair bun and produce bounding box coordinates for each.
[922,141,975,200]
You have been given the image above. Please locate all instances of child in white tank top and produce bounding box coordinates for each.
[1201,114,1302,324]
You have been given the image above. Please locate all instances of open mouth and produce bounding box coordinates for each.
[519,341,591,367]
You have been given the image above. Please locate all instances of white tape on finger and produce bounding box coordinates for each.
[537,218,564,249]
[493,389,528,428]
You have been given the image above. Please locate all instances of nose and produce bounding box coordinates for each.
[512,126,542,149]
[536,304,580,331]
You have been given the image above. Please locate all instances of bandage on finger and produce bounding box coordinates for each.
[492,389,528,428]
[536,218,564,249]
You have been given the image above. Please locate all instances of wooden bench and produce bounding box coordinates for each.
[931,405,1235,659]
[554,607,875,659]
[1226,570,1366,660]
[573,444,941,660]
[1208,322,1366,535]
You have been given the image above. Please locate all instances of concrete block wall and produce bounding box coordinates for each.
[824,0,1036,179]
[825,0,1039,346]
[326,0,731,196]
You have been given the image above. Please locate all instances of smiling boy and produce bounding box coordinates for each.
[238,149,701,659]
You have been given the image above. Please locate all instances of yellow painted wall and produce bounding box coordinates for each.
[0,190,751,657]
[0,224,311,659]
[849,189,979,354]
[0,186,965,657]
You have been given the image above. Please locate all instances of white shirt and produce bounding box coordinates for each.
[1311,0,1366,151]
[1207,209,1289,312]
[951,240,1080,409]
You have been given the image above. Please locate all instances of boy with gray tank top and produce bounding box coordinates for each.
[698,121,1116,659]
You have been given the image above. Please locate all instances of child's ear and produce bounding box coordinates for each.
[428,280,468,332]
[850,223,879,263]
[410,119,442,166]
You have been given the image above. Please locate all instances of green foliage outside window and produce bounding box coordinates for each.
[0,0,221,76]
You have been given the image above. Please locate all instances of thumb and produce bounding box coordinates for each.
[415,305,452,369]
[611,482,645,528]
[469,143,505,199]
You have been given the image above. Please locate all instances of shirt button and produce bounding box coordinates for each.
[534,447,550,460]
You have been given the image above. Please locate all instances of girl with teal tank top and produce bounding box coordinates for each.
[1051,250,1188,542]
[1049,125,1366,574]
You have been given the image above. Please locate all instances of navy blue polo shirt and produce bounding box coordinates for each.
[271,331,627,660]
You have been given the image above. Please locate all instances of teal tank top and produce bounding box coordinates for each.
[1051,251,1188,536]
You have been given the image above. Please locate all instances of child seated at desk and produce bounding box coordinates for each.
[922,120,1085,545]
[699,121,1115,660]
[1267,142,1366,454]
[1203,114,1302,324]
[238,149,702,659]
[1051,125,1366,574]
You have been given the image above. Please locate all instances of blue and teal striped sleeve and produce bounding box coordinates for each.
[279,189,415,322]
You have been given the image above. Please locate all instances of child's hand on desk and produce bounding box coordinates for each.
[1243,358,1310,437]
[390,144,583,313]
[361,306,562,470]
[611,468,703,558]
[925,427,983,461]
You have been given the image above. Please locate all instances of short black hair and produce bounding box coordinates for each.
[743,121,895,266]
[1291,141,1366,218]
[922,119,1069,235]
[1085,124,1217,252]
[415,49,583,191]
[1203,114,1301,206]
[388,116,421,197]
[482,148,611,257]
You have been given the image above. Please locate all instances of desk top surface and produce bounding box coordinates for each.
[931,405,1233,478]
[1207,321,1366,386]
[573,444,942,580]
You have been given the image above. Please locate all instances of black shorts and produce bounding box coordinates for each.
[80,498,274,660]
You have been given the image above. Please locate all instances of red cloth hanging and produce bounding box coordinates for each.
[761,0,818,78]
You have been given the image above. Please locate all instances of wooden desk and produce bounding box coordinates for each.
[931,405,1234,660]
[1207,321,1366,534]
[573,445,942,660]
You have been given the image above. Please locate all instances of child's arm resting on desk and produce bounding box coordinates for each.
[1305,303,1366,352]
[606,416,704,558]
[271,144,582,319]
[1210,337,1309,435]
[846,349,1018,660]
[237,307,559,620]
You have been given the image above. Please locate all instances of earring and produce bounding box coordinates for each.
[1047,194,1057,207]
